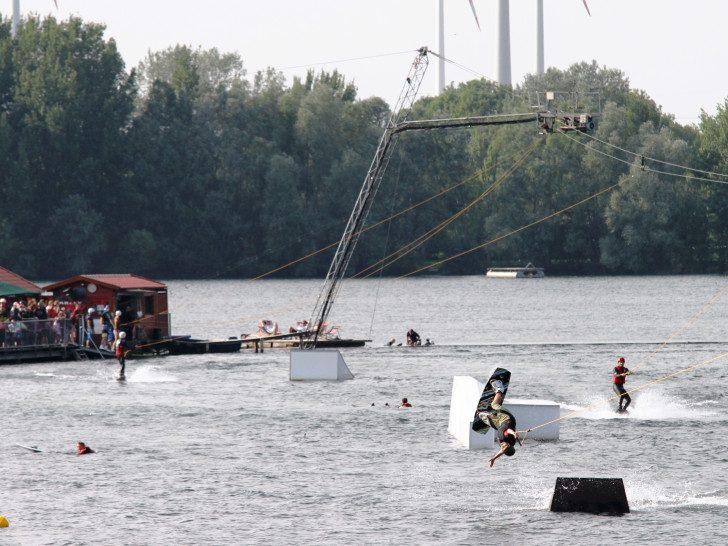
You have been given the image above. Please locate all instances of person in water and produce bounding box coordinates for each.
[613,356,633,412]
[399,397,412,408]
[77,442,95,455]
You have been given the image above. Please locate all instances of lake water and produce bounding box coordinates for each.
[2,276,728,545]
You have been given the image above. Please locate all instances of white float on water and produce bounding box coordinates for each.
[448,375,560,449]
[289,349,354,381]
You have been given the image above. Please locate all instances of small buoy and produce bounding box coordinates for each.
[0,515,9,527]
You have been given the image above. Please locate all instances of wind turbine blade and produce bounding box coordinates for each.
[582,0,591,16]
[468,0,481,31]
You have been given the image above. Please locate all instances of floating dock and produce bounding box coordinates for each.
[486,262,545,278]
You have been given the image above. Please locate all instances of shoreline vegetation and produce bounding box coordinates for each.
[2,16,728,281]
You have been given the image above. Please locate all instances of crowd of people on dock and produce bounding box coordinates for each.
[0,296,138,350]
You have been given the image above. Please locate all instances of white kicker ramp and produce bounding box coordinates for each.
[448,376,496,449]
[289,349,354,381]
[448,376,560,449]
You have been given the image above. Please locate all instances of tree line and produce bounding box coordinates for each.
[2,14,728,280]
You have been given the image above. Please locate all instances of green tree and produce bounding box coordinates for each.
[136,45,246,99]
[697,99,728,270]
[600,126,703,273]
[0,14,134,277]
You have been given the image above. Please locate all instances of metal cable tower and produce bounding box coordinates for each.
[306,47,430,347]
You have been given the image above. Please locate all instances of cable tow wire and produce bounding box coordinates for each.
[395,175,624,280]
[559,131,728,185]
[629,280,728,373]
[516,280,728,439]
[516,351,728,440]
[354,137,543,279]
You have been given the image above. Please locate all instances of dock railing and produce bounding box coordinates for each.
[1,317,77,349]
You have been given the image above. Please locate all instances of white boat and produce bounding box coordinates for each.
[486,262,545,278]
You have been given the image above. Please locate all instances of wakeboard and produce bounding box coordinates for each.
[16,444,44,453]
[471,367,511,434]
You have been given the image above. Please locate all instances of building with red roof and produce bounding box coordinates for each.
[0,266,42,299]
[43,274,170,341]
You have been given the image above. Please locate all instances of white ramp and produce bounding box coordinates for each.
[448,376,495,449]
[289,349,354,381]
[448,376,560,449]
[506,398,560,441]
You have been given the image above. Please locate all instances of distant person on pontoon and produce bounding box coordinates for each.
[406,329,421,346]
[613,356,633,412]
[398,397,412,408]
[385,338,396,346]
[289,320,309,334]
[77,441,95,455]
[424,338,434,346]
[257,319,279,336]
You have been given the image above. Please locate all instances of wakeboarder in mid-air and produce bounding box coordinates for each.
[482,382,520,467]
[471,369,520,467]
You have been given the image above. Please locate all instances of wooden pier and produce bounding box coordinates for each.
[240,332,368,352]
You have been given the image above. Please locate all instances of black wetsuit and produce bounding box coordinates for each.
[613,365,631,410]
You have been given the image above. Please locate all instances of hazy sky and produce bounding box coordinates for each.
[13,1,728,125]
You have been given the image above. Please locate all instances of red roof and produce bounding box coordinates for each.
[43,274,167,292]
[0,266,42,296]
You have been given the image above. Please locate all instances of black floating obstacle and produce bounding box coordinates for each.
[550,477,630,515]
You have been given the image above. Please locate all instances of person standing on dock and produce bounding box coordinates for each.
[120,304,135,340]
[613,357,633,412]
[0,298,8,347]
[113,310,122,340]
[85,308,96,347]
[100,305,114,350]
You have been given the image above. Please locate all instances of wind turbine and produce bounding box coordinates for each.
[437,0,481,94]
[493,0,592,86]
[11,0,58,38]
[536,0,591,75]
[437,1,589,92]
[495,0,511,86]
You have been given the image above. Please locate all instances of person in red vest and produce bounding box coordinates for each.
[398,397,412,408]
[613,357,633,412]
[114,331,129,380]
[77,442,95,455]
